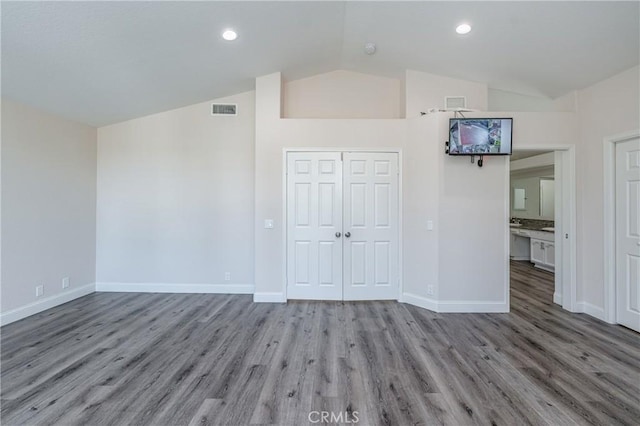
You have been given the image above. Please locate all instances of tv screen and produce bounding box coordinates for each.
[449,118,512,155]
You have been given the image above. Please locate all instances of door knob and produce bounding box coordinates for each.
[345,232,351,238]
[335,232,341,238]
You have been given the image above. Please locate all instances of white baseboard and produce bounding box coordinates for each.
[436,300,509,313]
[0,283,96,327]
[399,292,438,312]
[400,293,509,313]
[533,264,555,273]
[96,282,254,294]
[576,301,605,321]
[253,292,286,303]
[553,292,563,305]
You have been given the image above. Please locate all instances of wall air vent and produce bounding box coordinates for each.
[444,96,467,111]
[211,103,237,116]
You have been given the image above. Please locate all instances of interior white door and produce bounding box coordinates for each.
[287,152,343,300]
[343,152,399,300]
[616,138,640,332]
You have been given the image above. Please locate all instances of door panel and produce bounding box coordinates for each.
[287,151,399,301]
[616,138,640,332]
[545,243,555,268]
[287,153,343,300]
[343,152,399,300]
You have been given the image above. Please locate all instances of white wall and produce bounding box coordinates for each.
[254,72,407,301]
[575,65,640,312]
[429,111,576,311]
[1,99,97,324]
[283,70,402,119]
[256,70,580,313]
[510,152,555,172]
[2,65,635,323]
[435,114,509,308]
[405,70,488,118]
[96,92,255,292]
[510,172,555,220]
[489,89,577,112]
[402,115,439,302]
[510,155,555,220]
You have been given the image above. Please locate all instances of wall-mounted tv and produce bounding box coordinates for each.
[448,118,513,155]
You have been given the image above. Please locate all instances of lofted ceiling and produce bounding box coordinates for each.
[2,1,638,127]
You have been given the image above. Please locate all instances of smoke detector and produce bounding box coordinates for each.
[364,42,377,55]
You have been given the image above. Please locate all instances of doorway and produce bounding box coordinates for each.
[509,150,557,303]
[507,146,577,313]
[286,151,400,301]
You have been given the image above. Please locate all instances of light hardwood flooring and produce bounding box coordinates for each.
[1,261,639,425]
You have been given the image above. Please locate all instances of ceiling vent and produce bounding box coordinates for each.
[444,96,467,111]
[211,103,237,116]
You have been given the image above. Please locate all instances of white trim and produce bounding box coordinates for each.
[553,292,563,305]
[399,293,438,311]
[504,157,511,312]
[253,292,287,303]
[96,282,254,294]
[534,264,555,273]
[576,301,606,322]
[561,146,578,312]
[282,148,403,303]
[436,300,509,313]
[282,149,288,301]
[401,292,508,313]
[603,130,640,324]
[397,151,404,301]
[0,283,96,327]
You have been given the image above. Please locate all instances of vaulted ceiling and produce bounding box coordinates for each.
[2,1,638,126]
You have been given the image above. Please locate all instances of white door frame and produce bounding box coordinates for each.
[282,148,403,301]
[603,130,640,324]
[508,144,577,312]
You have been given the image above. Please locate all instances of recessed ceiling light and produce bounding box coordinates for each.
[222,29,237,41]
[456,23,471,35]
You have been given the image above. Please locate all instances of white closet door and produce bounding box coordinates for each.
[616,138,640,332]
[286,152,343,300]
[343,152,399,300]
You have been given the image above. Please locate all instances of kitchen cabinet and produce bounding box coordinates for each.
[510,232,531,260]
[530,238,555,272]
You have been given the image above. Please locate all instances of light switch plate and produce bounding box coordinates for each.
[264,219,274,229]
[427,220,434,231]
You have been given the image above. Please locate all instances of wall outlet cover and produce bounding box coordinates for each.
[62,277,70,289]
[36,285,44,297]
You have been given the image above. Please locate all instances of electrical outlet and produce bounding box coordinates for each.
[62,277,70,289]
[36,285,44,297]
[427,220,434,231]
[427,285,434,296]
[225,272,231,281]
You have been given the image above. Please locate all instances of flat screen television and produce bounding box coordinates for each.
[448,118,512,155]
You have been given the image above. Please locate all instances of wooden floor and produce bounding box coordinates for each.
[1,261,639,425]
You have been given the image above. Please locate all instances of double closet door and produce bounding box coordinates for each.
[286,152,399,301]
